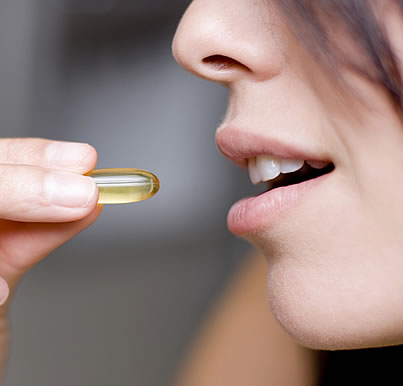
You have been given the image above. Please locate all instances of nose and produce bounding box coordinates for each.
[172,0,283,83]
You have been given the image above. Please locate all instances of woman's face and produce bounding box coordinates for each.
[173,0,403,350]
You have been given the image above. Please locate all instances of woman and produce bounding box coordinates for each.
[0,0,401,382]
[171,0,403,384]
[173,0,403,350]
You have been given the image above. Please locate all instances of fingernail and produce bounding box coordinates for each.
[45,172,97,208]
[0,278,9,306]
[46,142,94,169]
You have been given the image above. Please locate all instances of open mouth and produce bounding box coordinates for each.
[228,159,335,235]
[247,156,335,192]
[268,162,335,191]
[227,156,335,234]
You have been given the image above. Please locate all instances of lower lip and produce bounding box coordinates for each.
[227,173,331,235]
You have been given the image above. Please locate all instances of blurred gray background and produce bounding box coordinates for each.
[0,1,259,385]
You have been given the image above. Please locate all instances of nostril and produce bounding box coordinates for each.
[202,55,251,72]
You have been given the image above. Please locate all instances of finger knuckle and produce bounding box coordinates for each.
[3,138,48,165]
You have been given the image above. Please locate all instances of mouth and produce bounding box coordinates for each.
[216,128,335,235]
[248,157,335,193]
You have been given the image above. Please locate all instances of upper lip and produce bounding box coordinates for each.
[215,127,331,169]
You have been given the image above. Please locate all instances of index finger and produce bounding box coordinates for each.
[0,138,97,173]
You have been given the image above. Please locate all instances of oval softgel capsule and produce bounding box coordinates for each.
[88,168,159,204]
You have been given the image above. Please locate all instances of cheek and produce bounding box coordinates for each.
[247,182,403,350]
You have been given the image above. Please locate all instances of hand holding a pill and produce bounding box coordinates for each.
[0,137,108,375]
[0,137,160,376]
[0,138,104,306]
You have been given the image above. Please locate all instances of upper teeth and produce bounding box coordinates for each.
[248,156,328,184]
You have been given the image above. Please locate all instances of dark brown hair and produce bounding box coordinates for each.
[275,0,403,111]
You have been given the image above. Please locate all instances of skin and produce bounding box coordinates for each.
[173,0,403,350]
[0,138,102,376]
[0,0,401,381]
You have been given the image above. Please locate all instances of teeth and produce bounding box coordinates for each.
[248,157,260,185]
[279,159,304,173]
[248,156,307,184]
[307,160,329,169]
[256,155,281,181]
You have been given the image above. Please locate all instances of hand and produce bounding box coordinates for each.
[0,138,102,308]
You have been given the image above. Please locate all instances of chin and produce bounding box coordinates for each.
[260,249,403,351]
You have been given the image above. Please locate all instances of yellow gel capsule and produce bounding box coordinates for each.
[88,168,159,204]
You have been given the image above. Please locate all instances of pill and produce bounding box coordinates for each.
[88,168,159,204]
